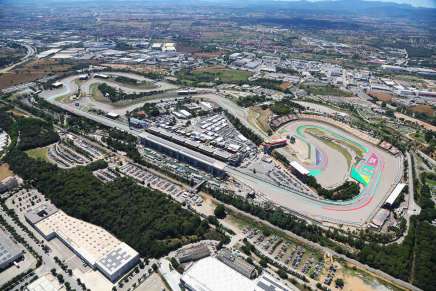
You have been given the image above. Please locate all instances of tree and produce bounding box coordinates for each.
[335,278,344,288]
[214,204,227,219]
[277,269,288,279]
[259,258,268,268]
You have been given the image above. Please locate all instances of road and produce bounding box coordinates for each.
[417,150,436,169]
[407,152,421,216]
[0,43,36,74]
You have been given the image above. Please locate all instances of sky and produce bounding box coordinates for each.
[366,0,436,8]
[277,0,436,7]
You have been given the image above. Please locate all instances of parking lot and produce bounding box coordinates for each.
[116,162,203,206]
[48,133,105,169]
[242,227,338,285]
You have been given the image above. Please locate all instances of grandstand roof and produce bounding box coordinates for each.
[385,183,406,206]
[290,161,310,175]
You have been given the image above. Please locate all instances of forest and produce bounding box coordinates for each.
[15,117,59,150]
[6,149,223,258]
[2,114,224,258]
[98,83,163,102]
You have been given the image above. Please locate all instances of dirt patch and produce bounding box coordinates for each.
[193,51,224,59]
[101,63,167,75]
[409,104,434,117]
[0,59,83,90]
[368,90,393,102]
[279,81,291,91]
[395,112,436,132]
[248,106,272,135]
[0,163,14,181]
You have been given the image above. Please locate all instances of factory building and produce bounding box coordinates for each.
[25,204,139,282]
[0,229,23,271]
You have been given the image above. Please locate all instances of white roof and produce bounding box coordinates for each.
[52,81,63,87]
[26,276,60,291]
[290,161,310,175]
[385,183,406,205]
[107,112,119,118]
[181,257,254,291]
[180,110,192,117]
[34,211,134,267]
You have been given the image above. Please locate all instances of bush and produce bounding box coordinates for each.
[214,204,227,219]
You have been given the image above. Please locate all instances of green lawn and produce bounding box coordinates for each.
[301,84,352,97]
[25,147,50,162]
[89,83,107,102]
[178,67,252,85]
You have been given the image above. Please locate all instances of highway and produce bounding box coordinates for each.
[0,43,36,74]
[39,73,404,226]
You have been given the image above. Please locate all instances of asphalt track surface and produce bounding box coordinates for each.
[40,73,403,226]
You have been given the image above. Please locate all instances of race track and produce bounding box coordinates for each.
[39,74,404,226]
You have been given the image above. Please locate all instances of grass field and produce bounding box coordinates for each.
[181,66,252,84]
[301,84,352,97]
[89,83,107,102]
[112,76,157,90]
[25,147,50,162]
[0,163,14,181]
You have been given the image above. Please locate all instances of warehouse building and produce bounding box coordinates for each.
[0,176,19,194]
[180,256,293,291]
[26,274,62,291]
[216,249,257,279]
[0,229,23,271]
[25,204,139,282]
[176,243,210,263]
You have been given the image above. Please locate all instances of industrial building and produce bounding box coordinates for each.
[26,274,62,291]
[180,256,293,291]
[0,176,19,194]
[0,229,23,271]
[216,249,257,279]
[176,243,210,263]
[25,204,139,282]
[180,256,255,291]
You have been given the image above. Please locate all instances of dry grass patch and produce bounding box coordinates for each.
[0,163,14,181]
